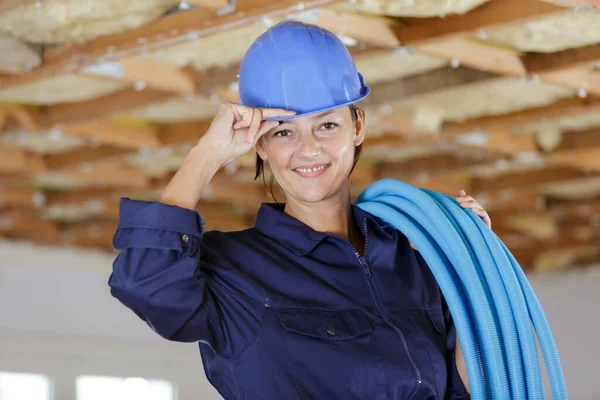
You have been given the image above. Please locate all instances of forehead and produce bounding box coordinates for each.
[278,107,350,126]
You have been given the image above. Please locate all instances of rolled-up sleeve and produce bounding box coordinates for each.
[109,198,265,356]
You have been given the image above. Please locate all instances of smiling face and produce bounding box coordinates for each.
[256,105,365,204]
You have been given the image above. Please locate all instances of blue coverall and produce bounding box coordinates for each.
[109,199,470,399]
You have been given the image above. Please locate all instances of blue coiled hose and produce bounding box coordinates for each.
[355,178,567,400]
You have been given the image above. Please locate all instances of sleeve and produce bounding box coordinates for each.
[412,249,470,400]
[441,293,471,400]
[108,198,266,357]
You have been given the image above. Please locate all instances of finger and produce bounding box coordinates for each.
[260,107,296,120]
[233,108,252,130]
[246,108,262,143]
[255,120,280,141]
[459,200,479,208]
[458,189,466,197]
[456,195,474,202]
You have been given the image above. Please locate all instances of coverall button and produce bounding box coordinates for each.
[326,325,336,336]
[181,234,189,243]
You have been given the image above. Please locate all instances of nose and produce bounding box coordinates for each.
[298,132,320,159]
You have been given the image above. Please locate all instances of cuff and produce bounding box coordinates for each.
[116,198,205,236]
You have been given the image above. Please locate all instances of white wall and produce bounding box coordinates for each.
[0,241,222,400]
[1,240,599,399]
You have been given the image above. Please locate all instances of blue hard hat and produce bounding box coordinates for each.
[238,21,370,120]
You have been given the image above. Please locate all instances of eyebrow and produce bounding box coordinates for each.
[278,110,338,126]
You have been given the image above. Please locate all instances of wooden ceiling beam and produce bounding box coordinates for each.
[0,144,45,174]
[80,58,201,95]
[43,145,131,171]
[441,96,600,136]
[471,166,593,193]
[160,119,212,146]
[61,121,163,149]
[414,36,526,76]
[42,86,174,128]
[521,43,600,75]
[394,0,565,45]
[0,187,42,208]
[315,8,404,48]
[361,66,498,109]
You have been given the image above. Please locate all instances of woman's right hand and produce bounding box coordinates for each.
[199,102,296,168]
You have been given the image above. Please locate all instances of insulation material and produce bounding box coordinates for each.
[34,173,93,190]
[539,177,600,199]
[390,77,575,133]
[513,110,600,134]
[41,203,107,221]
[331,0,489,17]
[0,73,126,105]
[0,0,177,44]
[470,161,546,178]
[0,129,88,153]
[356,49,447,85]
[0,33,41,74]
[483,12,600,52]
[122,96,220,123]
[138,22,268,71]
[125,147,187,177]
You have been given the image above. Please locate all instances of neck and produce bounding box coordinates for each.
[283,185,364,254]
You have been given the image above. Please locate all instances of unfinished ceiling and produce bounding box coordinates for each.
[0,0,600,273]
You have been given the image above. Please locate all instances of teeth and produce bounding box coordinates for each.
[295,165,327,173]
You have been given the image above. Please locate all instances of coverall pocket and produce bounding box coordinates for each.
[277,307,373,340]
[275,307,386,399]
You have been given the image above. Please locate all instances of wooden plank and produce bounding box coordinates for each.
[521,43,600,75]
[160,119,212,146]
[63,160,151,189]
[441,96,600,136]
[0,0,341,90]
[62,121,162,149]
[549,127,600,152]
[81,57,200,94]
[361,66,498,108]
[545,147,600,171]
[415,36,527,76]
[0,187,42,208]
[394,0,565,44]
[471,166,591,193]
[0,145,45,173]
[539,65,600,96]
[43,145,131,170]
[379,151,496,178]
[42,86,174,127]
[315,8,404,48]
[44,187,120,206]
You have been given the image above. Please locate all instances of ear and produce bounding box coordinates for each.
[255,136,268,161]
[353,109,366,147]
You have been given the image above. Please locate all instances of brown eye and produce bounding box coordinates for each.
[273,129,291,137]
[322,122,338,130]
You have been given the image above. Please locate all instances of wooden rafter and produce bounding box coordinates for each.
[393,0,566,45]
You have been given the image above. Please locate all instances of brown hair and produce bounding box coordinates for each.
[254,104,364,202]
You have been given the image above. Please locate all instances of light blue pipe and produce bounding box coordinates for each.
[355,178,567,400]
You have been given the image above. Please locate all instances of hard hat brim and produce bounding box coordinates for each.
[263,86,371,122]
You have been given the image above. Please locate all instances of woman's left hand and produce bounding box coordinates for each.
[409,190,492,251]
[456,189,492,229]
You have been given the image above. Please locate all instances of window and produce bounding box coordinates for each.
[76,375,174,400]
[0,372,51,400]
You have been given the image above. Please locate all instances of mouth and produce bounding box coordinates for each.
[291,163,331,177]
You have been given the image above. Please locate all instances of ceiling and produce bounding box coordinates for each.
[0,0,600,273]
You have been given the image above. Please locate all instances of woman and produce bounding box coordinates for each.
[109,21,491,399]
